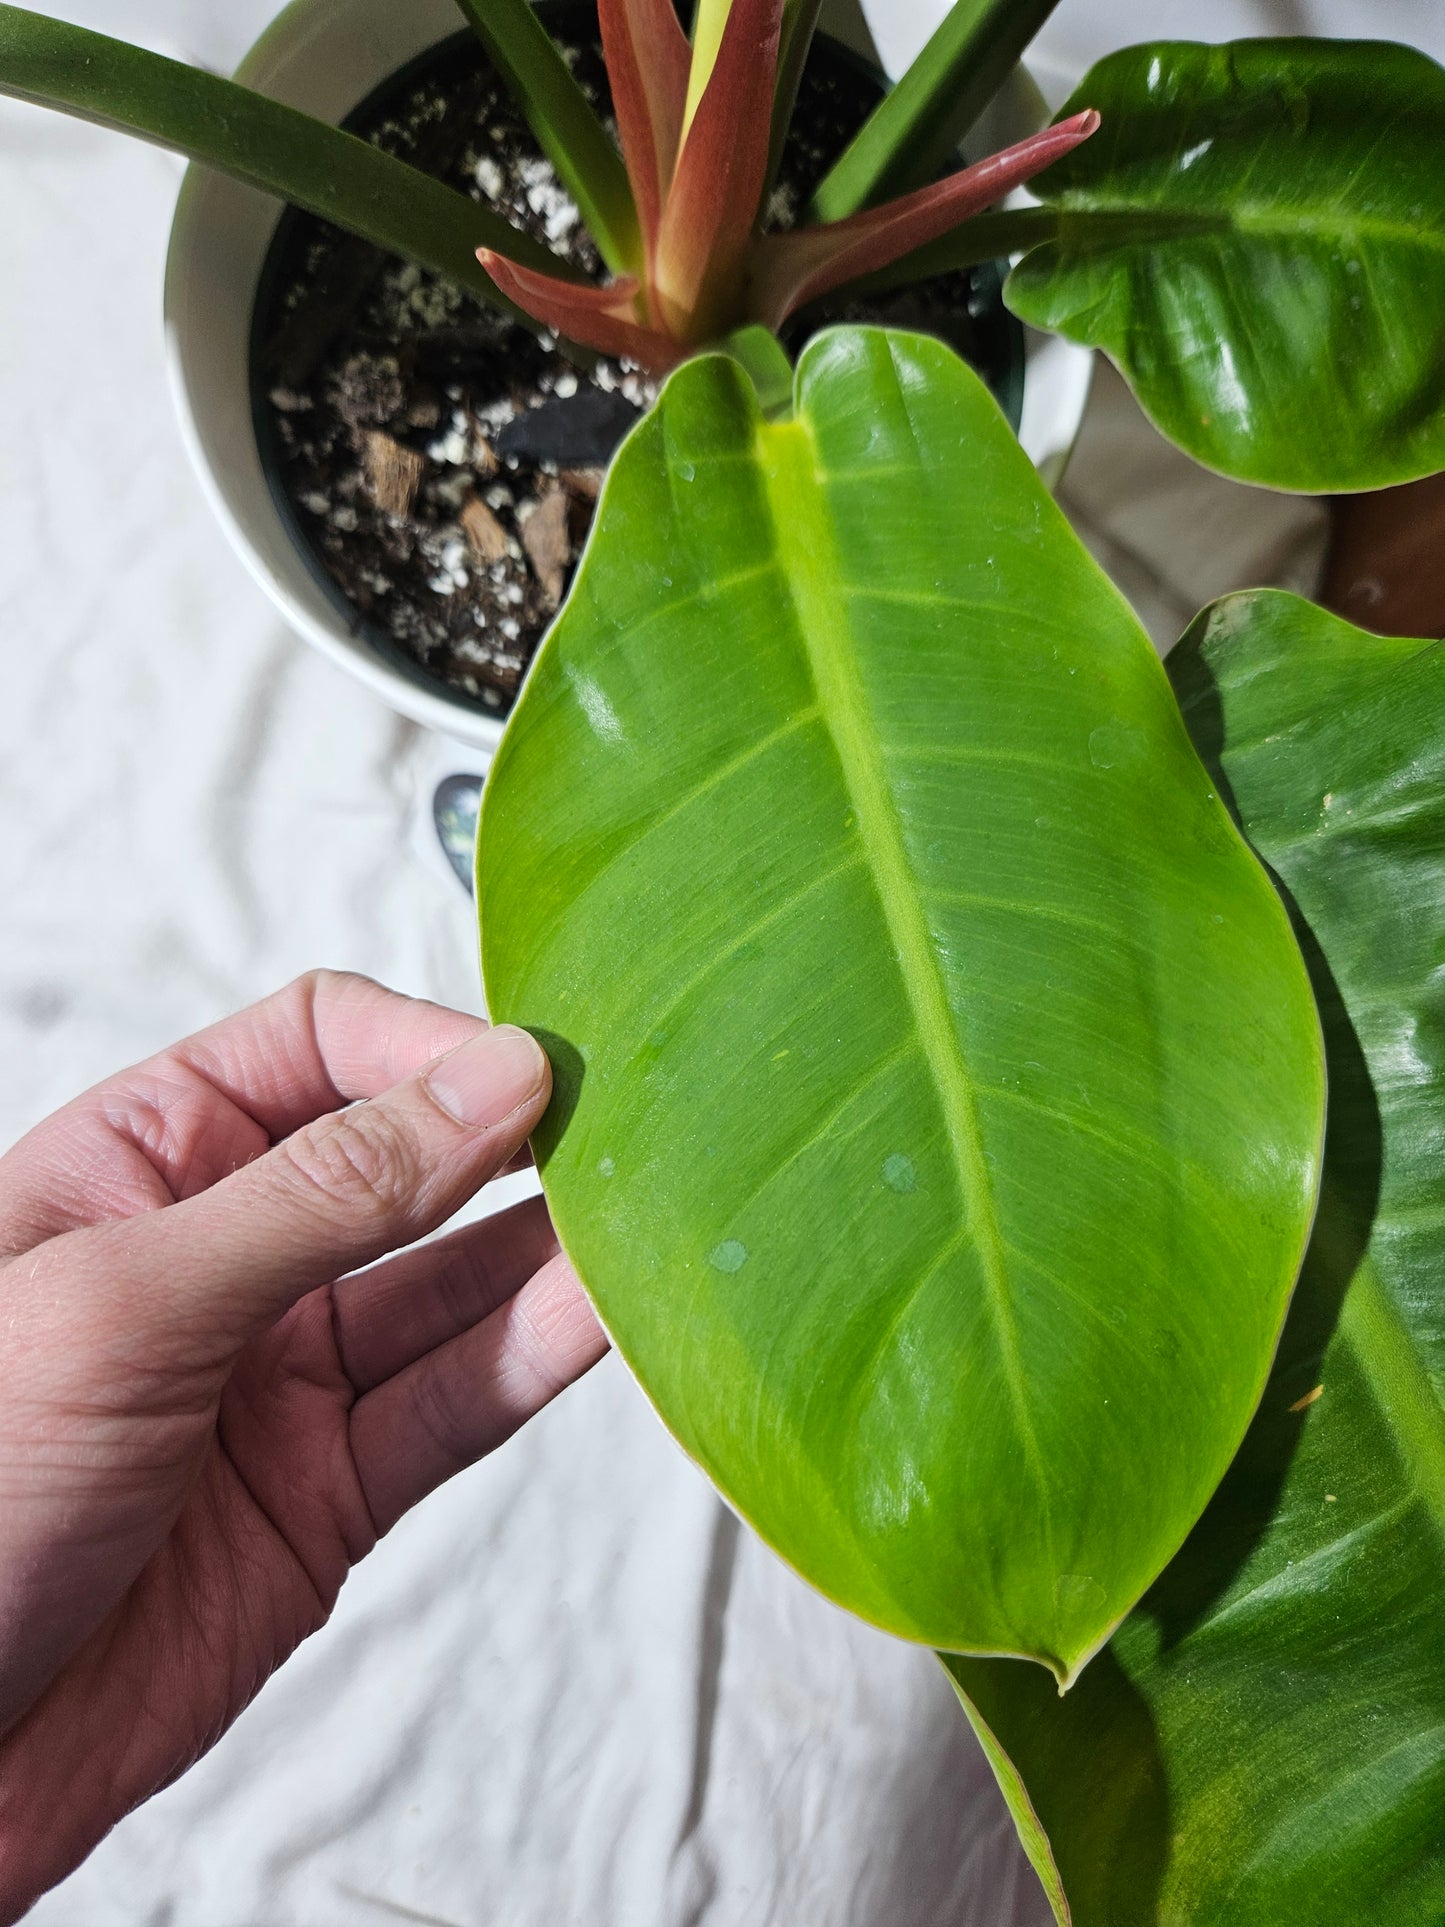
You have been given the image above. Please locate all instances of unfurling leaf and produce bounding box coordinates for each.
[653,0,782,339]
[469,0,1097,370]
[482,76,1096,365]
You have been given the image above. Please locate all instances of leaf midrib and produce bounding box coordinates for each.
[1051,202,1445,262]
[756,411,1054,1551]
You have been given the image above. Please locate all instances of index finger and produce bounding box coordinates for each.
[0,971,488,1251]
[166,969,487,1138]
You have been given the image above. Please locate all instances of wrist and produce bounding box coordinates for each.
[0,1658,143,1920]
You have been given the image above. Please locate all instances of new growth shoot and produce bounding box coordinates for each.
[476,0,1097,371]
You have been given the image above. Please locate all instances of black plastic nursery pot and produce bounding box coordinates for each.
[245,4,1026,727]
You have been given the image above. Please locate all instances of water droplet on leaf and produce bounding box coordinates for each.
[883,1154,916,1193]
[1088,722,1145,771]
[1055,1572,1106,1617]
[709,1239,748,1274]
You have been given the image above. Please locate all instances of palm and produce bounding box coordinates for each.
[27,1295,363,1814]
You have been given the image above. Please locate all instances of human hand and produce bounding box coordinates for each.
[0,971,606,1915]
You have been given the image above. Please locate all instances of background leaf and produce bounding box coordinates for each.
[768,0,824,193]
[478,329,1323,1680]
[807,0,1064,222]
[949,590,1445,1926]
[1004,40,1445,492]
[453,0,641,274]
[0,2,563,304]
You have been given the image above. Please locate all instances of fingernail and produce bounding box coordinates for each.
[424,1025,547,1128]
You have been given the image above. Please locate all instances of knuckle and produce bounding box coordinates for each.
[288,966,328,1001]
[276,1106,420,1222]
[432,1245,496,1333]
[284,965,332,1022]
[289,965,376,1027]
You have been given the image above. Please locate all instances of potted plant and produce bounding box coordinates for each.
[4,3,1444,1921]
[6,0,1092,751]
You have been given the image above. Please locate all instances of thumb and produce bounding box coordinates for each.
[49,1025,552,1364]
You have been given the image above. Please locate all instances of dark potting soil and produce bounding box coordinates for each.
[254,13,1022,719]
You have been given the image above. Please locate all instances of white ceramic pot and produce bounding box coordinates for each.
[163,0,1093,758]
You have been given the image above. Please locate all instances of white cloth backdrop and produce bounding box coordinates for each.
[0,1,1424,1920]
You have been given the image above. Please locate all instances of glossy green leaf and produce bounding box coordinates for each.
[949,590,1445,1925]
[0,3,564,305]
[808,0,1064,222]
[452,0,641,274]
[1004,40,1445,492]
[479,328,1323,1677]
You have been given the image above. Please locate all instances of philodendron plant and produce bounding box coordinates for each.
[5,0,1445,1917]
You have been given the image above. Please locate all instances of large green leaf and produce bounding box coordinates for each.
[1004,40,1445,492]
[477,329,1324,1680]
[949,591,1445,1925]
